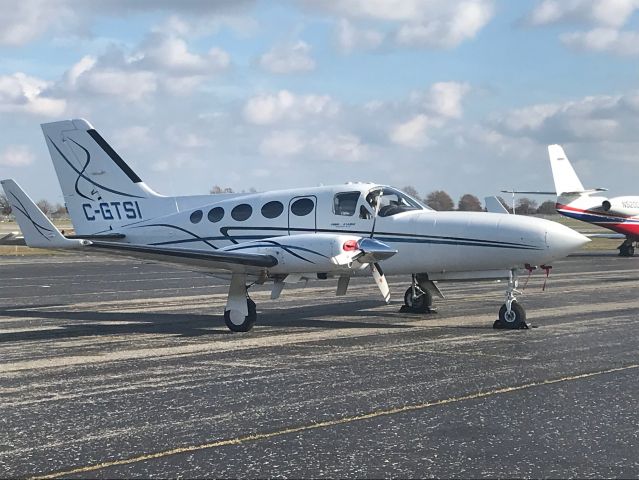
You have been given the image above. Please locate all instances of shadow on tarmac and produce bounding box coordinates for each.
[0,300,416,342]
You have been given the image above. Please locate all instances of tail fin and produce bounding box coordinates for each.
[484,196,510,214]
[41,119,175,235]
[1,179,85,248]
[548,144,585,195]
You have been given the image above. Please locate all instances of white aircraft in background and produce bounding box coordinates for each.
[502,145,639,257]
[1,119,588,331]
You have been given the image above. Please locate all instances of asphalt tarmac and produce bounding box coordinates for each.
[0,252,638,478]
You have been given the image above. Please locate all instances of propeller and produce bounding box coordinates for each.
[365,189,393,303]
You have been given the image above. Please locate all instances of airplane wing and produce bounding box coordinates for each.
[0,232,25,246]
[585,233,626,239]
[1,179,277,274]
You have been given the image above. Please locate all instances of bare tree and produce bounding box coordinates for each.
[210,185,234,194]
[537,200,556,215]
[425,190,454,211]
[0,193,11,215]
[516,197,538,215]
[458,194,482,212]
[36,199,53,216]
[402,185,420,200]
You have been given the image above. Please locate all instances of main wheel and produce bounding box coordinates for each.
[619,244,635,257]
[404,286,433,311]
[224,298,257,332]
[497,302,526,329]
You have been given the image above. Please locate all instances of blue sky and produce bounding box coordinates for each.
[2,0,639,205]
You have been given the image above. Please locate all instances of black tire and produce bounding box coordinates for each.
[619,244,635,257]
[224,298,257,332]
[498,302,526,329]
[403,286,433,310]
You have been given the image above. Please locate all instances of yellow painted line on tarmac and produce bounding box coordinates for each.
[33,363,639,479]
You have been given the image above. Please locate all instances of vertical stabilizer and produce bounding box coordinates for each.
[548,144,585,195]
[41,119,175,235]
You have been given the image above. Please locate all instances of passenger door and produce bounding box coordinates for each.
[288,196,317,235]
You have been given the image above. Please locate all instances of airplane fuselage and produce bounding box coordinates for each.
[107,183,586,278]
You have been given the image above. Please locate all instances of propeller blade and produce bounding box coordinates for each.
[371,262,391,304]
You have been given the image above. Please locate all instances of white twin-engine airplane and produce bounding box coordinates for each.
[1,119,589,331]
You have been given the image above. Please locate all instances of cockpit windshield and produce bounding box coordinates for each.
[365,187,430,217]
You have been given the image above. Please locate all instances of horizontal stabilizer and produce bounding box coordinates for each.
[0,179,86,249]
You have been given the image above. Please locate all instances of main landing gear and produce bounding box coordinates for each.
[224,273,257,332]
[618,239,636,257]
[493,268,529,330]
[401,274,436,313]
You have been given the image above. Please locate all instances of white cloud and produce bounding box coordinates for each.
[527,0,639,28]
[137,34,230,75]
[389,114,434,148]
[77,69,158,102]
[259,129,367,162]
[0,0,255,46]
[0,145,35,167]
[61,33,230,100]
[395,0,494,48]
[561,28,639,56]
[258,41,316,74]
[303,0,494,50]
[314,132,368,162]
[491,93,634,143]
[260,130,306,156]
[335,19,384,53]
[111,126,152,150]
[424,82,470,118]
[0,0,76,46]
[243,90,340,125]
[0,73,66,117]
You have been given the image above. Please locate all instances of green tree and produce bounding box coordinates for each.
[458,194,482,211]
[516,197,538,215]
[425,190,454,211]
[537,200,556,215]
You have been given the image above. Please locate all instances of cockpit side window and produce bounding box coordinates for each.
[366,187,428,217]
[333,191,361,216]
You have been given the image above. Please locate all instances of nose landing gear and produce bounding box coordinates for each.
[494,268,529,329]
[401,274,436,313]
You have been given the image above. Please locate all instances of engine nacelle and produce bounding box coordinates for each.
[221,233,393,274]
[601,196,639,217]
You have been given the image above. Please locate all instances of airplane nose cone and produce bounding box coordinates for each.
[545,222,590,257]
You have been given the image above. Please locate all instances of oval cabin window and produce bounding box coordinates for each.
[231,204,253,221]
[261,201,284,219]
[207,207,224,223]
[190,210,203,223]
[291,198,314,216]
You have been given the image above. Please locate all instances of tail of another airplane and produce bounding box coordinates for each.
[41,119,176,235]
[548,144,585,195]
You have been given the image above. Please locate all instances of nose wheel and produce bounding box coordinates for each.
[493,268,529,329]
[400,275,436,313]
